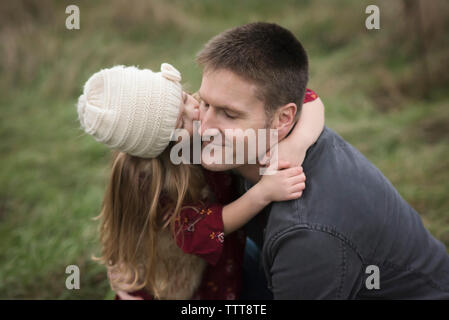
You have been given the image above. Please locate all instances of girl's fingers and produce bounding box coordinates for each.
[288,191,303,200]
[287,173,306,184]
[284,166,303,178]
[288,179,306,190]
[296,182,306,191]
[277,160,291,170]
[288,183,305,194]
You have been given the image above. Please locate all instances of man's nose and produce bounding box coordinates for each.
[199,107,215,136]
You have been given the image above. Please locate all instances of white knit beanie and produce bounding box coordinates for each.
[77,63,182,158]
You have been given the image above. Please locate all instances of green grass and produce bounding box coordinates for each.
[0,0,448,299]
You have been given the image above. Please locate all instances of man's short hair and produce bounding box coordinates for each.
[196,22,309,122]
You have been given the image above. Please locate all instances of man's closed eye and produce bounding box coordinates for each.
[224,111,236,119]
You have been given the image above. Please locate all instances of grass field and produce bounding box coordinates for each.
[0,0,448,299]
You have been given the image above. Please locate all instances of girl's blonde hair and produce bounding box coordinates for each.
[93,143,209,299]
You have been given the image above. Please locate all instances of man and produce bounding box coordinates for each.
[197,22,449,299]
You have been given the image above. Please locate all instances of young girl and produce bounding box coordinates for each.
[77,63,324,300]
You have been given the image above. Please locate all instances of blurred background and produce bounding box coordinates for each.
[0,0,448,299]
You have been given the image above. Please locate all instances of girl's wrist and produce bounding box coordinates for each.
[251,181,272,207]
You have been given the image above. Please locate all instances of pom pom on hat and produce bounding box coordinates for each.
[77,63,183,158]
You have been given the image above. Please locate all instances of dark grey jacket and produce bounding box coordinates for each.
[244,127,449,299]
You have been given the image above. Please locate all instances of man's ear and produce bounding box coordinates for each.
[271,102,297,140]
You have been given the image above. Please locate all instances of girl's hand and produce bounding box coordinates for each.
[257,160,306,202]
[260,97,325,168]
